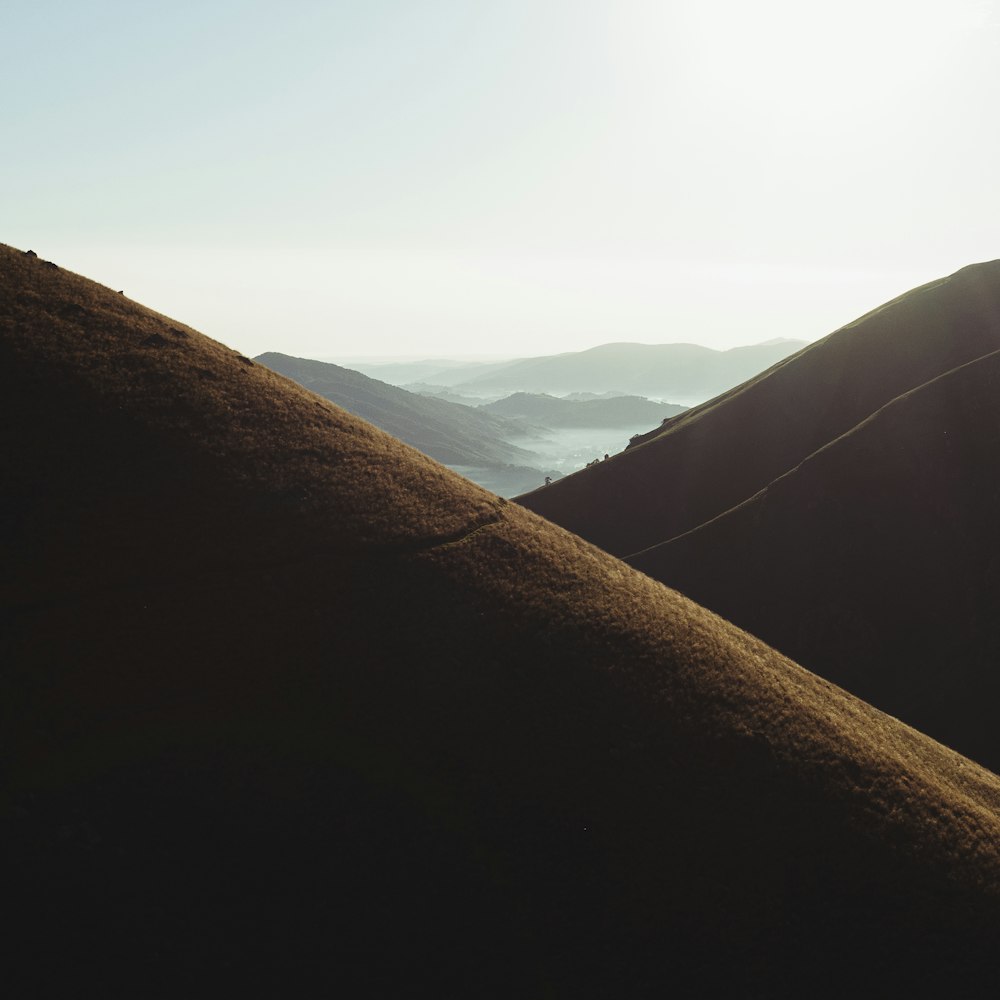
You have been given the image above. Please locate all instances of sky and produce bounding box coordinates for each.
[5,0,999,359]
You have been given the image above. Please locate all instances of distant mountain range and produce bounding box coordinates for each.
[449,340,810,397]
[7,242,1000,995]
[256,353,698,496]
[343,356,517,388]
[273,341,808,497]
[350,339,808,400]
[520,260,1000,772]
[256,351,541,469]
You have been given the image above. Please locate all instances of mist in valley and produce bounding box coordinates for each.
[447,423,664,497]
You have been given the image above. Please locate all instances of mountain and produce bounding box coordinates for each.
[449,339,808,398]
[481,391,687,428]
[563,390,642,400]
[518,261,1000,771]
[5,243,1000,996]
[255,351,536,469]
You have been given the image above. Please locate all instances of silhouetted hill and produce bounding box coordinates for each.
[451,339,807,397]
[519,262,1000,557]
[630,346,1000,771]
[482,391,686,428]
[256,351,535,468]
[4,244,1000,997]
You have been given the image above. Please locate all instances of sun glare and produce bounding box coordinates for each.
[683,0,990,130]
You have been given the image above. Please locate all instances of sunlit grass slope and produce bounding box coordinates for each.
[518,262,1000,557]
[3,244,1000,997]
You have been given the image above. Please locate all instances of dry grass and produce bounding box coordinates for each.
[3,243,1000,997]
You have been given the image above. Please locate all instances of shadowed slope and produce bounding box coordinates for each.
[3,245,1000,997]
[518,262,1000,556]
[631,348,1000,772]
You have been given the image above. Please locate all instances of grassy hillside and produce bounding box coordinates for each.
[519,262,1000,557]
[4,244,1000,997]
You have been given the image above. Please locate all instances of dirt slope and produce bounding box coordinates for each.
[518,262,1000,557]
[3,244,1000,997]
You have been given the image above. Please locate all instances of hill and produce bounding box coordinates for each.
[450,339,808,398]
[4,243,1000,996]
[630,346,1000,771]
[255,351,536,468]
[481,391,687,428]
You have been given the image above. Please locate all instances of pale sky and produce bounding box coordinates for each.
[5,1,999,358]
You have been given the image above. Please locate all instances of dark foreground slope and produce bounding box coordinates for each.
[4,245,1000,997]
[631,348,1000,772]
[519,262,1000,556]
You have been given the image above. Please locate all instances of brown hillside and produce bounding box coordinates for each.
[630,347,1000,773]
[3,244,1000,997]
[518,261,1000,556]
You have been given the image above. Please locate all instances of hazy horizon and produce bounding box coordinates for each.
[318,332,808,366]
[7,1,999,359]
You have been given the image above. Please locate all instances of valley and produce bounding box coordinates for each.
[271,342,804,495]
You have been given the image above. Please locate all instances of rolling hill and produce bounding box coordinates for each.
[481,391,687,428]
[4,243,1000,997]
